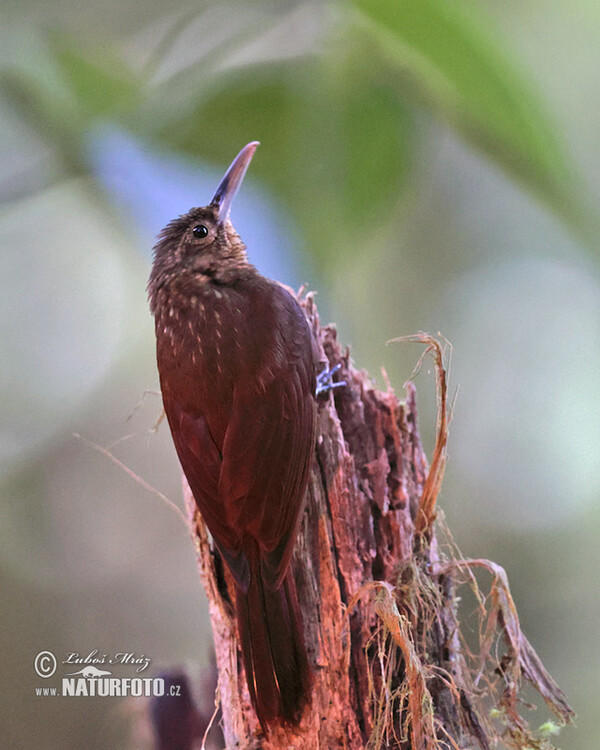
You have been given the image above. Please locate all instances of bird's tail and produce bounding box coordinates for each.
[235,559,310,727]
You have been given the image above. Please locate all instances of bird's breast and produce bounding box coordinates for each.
[157,287,248,371]
[154,276,311,409]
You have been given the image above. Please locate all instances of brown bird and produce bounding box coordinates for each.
[148,142,331,726]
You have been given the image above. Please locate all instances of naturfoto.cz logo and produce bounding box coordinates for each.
[33,650,175,699]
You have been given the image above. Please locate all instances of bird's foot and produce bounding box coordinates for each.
[316,363,346,397]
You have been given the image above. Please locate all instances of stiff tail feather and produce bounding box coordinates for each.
[235,561,310,727]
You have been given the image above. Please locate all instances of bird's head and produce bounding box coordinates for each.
[149,142,259,292]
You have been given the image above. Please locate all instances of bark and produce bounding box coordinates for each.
[183,293,574,750]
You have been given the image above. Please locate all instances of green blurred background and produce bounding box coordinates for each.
[1,0,598,747]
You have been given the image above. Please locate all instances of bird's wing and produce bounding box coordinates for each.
[219,375,315,586]
[162,393,242,553]
[219,296,316,586]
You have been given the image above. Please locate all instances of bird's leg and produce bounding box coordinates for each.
[316,363,346,398]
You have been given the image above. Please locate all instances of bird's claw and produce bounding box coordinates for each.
[316,363,346,397]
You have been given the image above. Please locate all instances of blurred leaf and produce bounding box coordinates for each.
[1,34,84,175]
[151,55,412,271]
[1,31,139,177]
[350,0,580,224]
[50,34,139,121]
[131,1,327,134]
[0,178,143,464]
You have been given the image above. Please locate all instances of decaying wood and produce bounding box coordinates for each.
[183,293,574,749]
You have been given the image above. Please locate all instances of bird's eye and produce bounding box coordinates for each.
[192,224,209,239]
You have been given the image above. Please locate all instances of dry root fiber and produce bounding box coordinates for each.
[182,293,574,749]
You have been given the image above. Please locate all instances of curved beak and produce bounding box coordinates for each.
[210,141,259,224]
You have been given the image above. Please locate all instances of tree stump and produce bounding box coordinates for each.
[183,292,574,749]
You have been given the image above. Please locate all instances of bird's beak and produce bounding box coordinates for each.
[210,141,260,224]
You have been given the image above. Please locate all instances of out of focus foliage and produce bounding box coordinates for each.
[2,0,585,266]
[1,1,598,749]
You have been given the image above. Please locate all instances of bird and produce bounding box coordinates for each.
[148,142,319,727]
